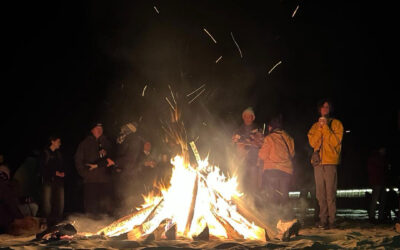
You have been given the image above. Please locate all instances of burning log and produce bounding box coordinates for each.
[184,174,199,235]
[211,209,243,240]
[165,222,177,240]
[150,219,176,241]
[98,197,163,237]
[232,197,274,240]
[192,225,209,241]
[127,198,165,240]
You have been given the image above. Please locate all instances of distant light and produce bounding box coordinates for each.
[289,188,399,198]
[345,130,351,133]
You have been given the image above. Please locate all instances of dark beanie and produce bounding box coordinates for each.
[90,121,103,130]
[268,114,283,131]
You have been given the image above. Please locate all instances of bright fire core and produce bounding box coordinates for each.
[97,155,266,241]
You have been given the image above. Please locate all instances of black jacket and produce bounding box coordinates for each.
[39,148,64,183]
[114,133,141,176]
[75,135,112,183]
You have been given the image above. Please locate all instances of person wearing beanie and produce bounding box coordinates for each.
[75,122,114,217]
[112,121,142,216]
[232,107,264,195]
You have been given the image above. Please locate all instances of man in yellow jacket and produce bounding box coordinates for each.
[308,100,343,229]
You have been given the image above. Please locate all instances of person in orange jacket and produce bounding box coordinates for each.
[259,114,295,220]
[308,99,343,229]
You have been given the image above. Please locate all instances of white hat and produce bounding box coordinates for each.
[125,122,137,133]
[242,107,255,118]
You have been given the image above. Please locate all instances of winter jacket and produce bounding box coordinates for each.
[114,133,141,176]
[39,148,64,183]
[75,135,112,183]
[308,118,343,165]
[233,123,263,168]
[258,129,295,174]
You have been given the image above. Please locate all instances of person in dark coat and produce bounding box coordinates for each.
[75,122,114,217]
[39,136,65,226]
[112,122,142,215]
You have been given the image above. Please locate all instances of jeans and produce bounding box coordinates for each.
[42,181,64,225]
[262,169,293,221]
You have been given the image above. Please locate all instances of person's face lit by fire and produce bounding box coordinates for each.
[91,126,103,139]
[320,102,330,117]
[144,142,151,153]
[51,138,61,150]
[242,113,255,126]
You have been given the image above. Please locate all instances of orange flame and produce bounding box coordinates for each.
[98,155,265,241]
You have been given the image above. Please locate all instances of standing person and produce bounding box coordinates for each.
[259,115,295,220]
[112,122,141,216]
[135,141,157,192]
[39,136,65,227]
[308,99,343,229]
[367,146,388,223]
[75,122,114,218]
[232,107,264,194]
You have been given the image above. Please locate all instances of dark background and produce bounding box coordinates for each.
[1,1,398,192]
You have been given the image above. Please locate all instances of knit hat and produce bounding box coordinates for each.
[125,122,137,133]
[268,114,283,131]
[0,164,10,180]
[90,122,103,130]
[242,107,255,118]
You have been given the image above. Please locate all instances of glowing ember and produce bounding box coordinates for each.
[97,155,266,241]
[268,60,282,74]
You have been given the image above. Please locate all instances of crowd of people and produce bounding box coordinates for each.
[232,99,398,235]
[0,98,398,240]
[0,121,174,234]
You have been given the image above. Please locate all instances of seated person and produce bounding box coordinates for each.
[0,164,24,233]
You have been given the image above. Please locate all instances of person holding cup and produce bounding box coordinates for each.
[308,99,344,230]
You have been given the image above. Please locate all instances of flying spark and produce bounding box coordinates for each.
[292,5,299,18]
[142,85,147,97]
[230,32,243,58]
[165,97,175,111]
[268,61,282,74]
[188,88,206,104]
[203,28,217,44]
[186,84,205,97]
[215,56,223,63]
[168,85,176,104]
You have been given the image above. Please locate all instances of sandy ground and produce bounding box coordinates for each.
[1,210,400,249]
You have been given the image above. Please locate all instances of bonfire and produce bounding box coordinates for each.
[96,94,274,242]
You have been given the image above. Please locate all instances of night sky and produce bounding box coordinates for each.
[1,1,398,188]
